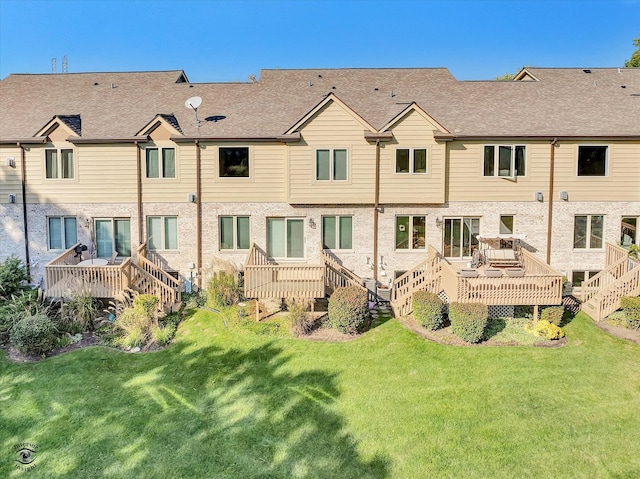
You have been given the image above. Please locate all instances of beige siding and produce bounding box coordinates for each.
[553,141,640,202]
[379,110,445,204]
[141,141,194,203]
[0,146,22,203]
[199,142,286,202]
[25,142,138,203]
[288,101,375,204]
[447,140,550,202]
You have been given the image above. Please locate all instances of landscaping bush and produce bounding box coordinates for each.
[60,287,101,333]
[620,296,640,330]
[0,289,48,343]
[448,302,489,343]
[412,291,444,330]
[533,319,565,340]
[541,306,564,326]
[0,256,29,300]
[206,271,243,308]
[152,323,176,346]
[9,313,55,354]
[328,285,370,335]
[113,295,159,349]
[287,298,314,337]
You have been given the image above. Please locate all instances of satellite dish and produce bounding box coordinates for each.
[185,96,202,110]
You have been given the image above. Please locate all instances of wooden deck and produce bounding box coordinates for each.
[44,243,181,313]
[391,246,563,317]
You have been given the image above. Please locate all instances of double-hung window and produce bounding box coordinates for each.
[577,146,607,176]
[396,148,427,174]
[146,148,176,178]
[95,218,131,258]
[395,216,426,250]
[147,216,178,251]
[483,145,525,177]
[500,215,515,234]
[45,148,74,179]
[573,215,604,249]
[322,216,353,250]
[572,270,601,288]
[219,147,249,177]
[48,216,77,250]
[316,149,347,181]
[267,218,304,258]
[220,216,250,250]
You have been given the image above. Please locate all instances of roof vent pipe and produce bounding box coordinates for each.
[390,90,395,98]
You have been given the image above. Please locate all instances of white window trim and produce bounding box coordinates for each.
[219,215,251,251]
[395,148,429,175]
[145,146,177,179]
[576,144,609,177]
[94,217,131,257]
[44,147,75,180]
[395,215,427,251]
[218,146,252,179]
[47,216,77,250]
[315,148,349,182]
[442,216,482,259]
[147,216,179,251]
[483,145,526,178]
[321,215,354,251]
[573,214,605,251]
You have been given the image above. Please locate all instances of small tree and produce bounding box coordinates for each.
[0,256,29,300]
[624,38,640,68]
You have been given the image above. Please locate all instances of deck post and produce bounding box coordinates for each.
[533,304,539,325]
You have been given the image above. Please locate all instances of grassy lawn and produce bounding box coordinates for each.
[1,310,639,478]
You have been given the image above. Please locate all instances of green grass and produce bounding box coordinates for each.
[1,311,639,478]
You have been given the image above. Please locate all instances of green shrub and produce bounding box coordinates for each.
[533,319,565,340]
[0,289,48,343]
[114,305,153,349]
[607,310,627,327]
[412,291,444,330]
[133,294,160,326]
[620,296,640,330]
[9,313,55,354]
[60,288,100,333]
[0,256,29,300]
[206,271,243,308]
[328,285,369,335]
[152,324,176,346]
[449,302,489,343]
[541,306,564,326]
[287,298,314,337]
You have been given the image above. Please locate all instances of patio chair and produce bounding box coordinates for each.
[108,250,118,265]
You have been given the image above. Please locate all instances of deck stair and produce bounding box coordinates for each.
[133,243,182,313]
[581,243,640,321]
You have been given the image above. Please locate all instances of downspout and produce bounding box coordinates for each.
[546,138,558,264]
[135,141,143,245]
[18,143,31,281]
[195,140,202,289]
[373,139,381,282]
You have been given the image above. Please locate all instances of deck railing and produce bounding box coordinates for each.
[581,242,640,321]
[130,262,179,312]
[45,253,132,299]
[582,243,633,303]
[582,265,640,321]
[391,246,443,316]
[442,250,562,306]
[244,243,325,299]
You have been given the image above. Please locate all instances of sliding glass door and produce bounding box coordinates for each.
[443,217,480,259]
[95,218,131,258]
[267,218,304,259]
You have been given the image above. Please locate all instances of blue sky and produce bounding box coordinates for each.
[0,0,638,82]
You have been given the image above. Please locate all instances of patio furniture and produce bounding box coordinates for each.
[460,268,479,278]
[505,267,525,277]
[484,268,502,277]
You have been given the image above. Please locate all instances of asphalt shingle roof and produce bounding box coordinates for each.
[1,67,638,140]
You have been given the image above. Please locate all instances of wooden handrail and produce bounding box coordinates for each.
[605,242,628,267]
[390,246,443,317]
[47,243,81,266]
[131,262,178,313]
[584,264,640,321]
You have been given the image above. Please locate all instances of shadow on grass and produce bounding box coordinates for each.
[482,317,507,340]
[1,333,390,478]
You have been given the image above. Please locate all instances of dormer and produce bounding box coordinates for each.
[34,114,81,142]
[137,114,183,141]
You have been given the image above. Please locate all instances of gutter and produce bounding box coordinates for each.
[0,137,47,145]
[135,141,143,245]
[67,136,148,144]
[195,140,202,289]
[18,143,31,281]
[373,139,381,282]
[434,134,640,141]
[171,136,284,143]
[546,138,558,264]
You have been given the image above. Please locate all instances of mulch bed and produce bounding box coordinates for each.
[595,322,640,345]
[398,317,567,347]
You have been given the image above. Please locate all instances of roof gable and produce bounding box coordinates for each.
[380,103,449,134]
[136,114,183,138]
[34,114,81,138]
[284,93,376,134]
[513,68,540,82]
